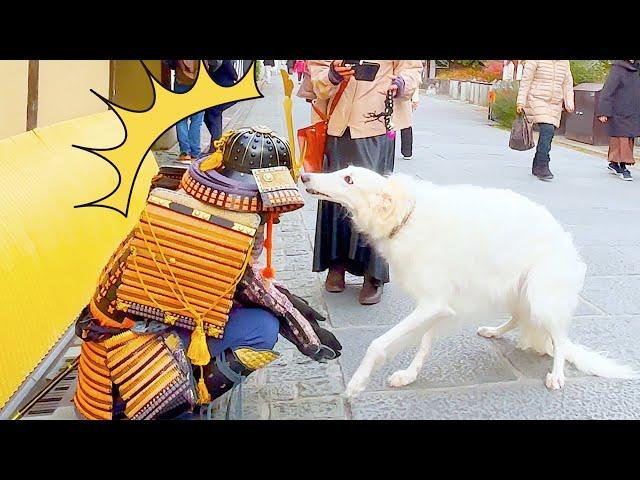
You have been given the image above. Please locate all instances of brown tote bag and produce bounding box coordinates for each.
[297,79,349,173]
[509,112,535,151]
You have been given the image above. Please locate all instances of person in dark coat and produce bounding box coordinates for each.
[204,60,239,151]
[597,60,640,181]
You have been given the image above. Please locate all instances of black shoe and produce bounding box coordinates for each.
[608,162,622,175]
[619,164,633,181]
[532,164,554,181]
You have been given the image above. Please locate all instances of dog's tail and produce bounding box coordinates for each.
[564,341,639,379]
[518,326,639,379]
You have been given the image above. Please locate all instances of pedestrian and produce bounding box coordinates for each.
[516,60,575,181]
[597,60,640,181]
[308,60,423,305]
[293,60,306,82]
[296,60,328,123]
[286,60,295,75]
[203,60,239,151]
[164,60,204,162]
[397,87,420,160]
[263,59,276,84]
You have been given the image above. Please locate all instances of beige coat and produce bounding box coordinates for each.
[516,60,574,127]
[394,88,421,130]
[308,60,423,139]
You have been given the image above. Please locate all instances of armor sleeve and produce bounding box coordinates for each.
[236,265,320,344]
[234,264,342,361]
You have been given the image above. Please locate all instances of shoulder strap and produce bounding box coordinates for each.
[310,76,350,123]
[328,77,350,118]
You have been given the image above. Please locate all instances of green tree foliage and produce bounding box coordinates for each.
[492,88,518,129]
[452,60,486,68]
[569,60,611,85]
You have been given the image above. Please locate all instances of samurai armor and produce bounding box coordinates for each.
[74,330,197,420]
[74,340,114,420]
[202,347,279,398]
[151,163,189,191]
[91,187,260,339]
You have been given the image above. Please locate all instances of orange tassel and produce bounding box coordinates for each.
[260,214,276,280]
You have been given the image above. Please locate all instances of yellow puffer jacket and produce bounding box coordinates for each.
[516,60,574,127]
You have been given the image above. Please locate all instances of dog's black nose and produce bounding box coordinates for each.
[300,173,311,183]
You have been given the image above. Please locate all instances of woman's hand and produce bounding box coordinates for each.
[516,105,524,114]
[379,76,403,97]
[598,116,608,123]
[332,60,355,79]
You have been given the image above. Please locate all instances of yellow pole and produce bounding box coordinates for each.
[279,68,300,181]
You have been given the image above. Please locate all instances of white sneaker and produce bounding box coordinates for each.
[403,155,413,160]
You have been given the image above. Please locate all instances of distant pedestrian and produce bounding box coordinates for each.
[597,60,640,182]
[397,88,420,160]
[293,60,306,82]
[286,60,295,74]
[164,60,204,162]
[203,60,239,151]
[516,60,574,181]
[263,59,276,84]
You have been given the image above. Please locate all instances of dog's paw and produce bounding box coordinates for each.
[545,372,565,390]
[388,369,417,388]
[477,326,501,338]
[344,375,368,399]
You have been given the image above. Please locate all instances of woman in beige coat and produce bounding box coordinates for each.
[308,60,422,305]
[516,60,575,181]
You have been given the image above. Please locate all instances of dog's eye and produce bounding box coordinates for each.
[344,175,353,185]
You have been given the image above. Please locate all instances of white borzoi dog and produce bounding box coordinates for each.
[301,166,638,397]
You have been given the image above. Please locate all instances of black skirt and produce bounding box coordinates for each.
[312,128,395,282]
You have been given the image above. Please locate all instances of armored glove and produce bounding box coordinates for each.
[273,284,342,361]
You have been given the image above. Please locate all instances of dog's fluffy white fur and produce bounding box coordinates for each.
[302,166,638,397]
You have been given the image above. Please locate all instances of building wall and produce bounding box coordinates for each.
[0,60,165,141]
[111,60,162,111]
[0,60,29,138]
[0,59,164,408]
[37,60,110,128]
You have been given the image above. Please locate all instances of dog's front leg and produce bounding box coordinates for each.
[344,303,453,399]
[388,329,434,387]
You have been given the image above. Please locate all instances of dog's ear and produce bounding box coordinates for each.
[374,177,406,221]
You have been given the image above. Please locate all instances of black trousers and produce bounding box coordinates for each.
[533,123,555,166]
[400,127,413,157]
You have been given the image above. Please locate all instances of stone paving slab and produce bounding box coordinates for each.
[350,378,640,420]
[493,315,640,378]
[336,326,518,393]
[325,283,415,328]
[581,277,640,316]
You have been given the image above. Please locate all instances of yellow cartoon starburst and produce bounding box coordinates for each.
[74,60,262,217]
